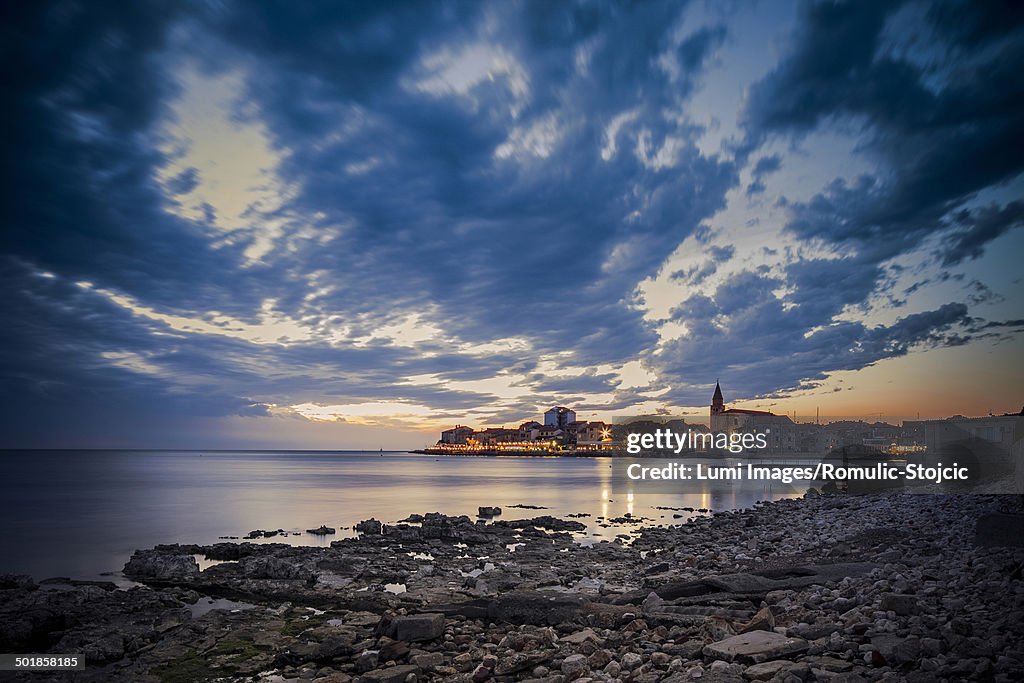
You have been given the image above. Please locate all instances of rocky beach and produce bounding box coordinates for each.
[1,489,1022,683]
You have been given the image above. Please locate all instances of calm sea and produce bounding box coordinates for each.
[0,450,806,582]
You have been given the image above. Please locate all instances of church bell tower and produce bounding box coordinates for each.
[711,380,724,416]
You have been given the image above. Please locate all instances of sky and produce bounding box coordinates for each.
[2,0,1022,449]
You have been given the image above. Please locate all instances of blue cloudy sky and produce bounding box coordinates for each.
[2,0,1022,449]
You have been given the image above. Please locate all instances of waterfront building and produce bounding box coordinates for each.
[544,406,576,428]
[710,381,799,453]
[440,425,474,445]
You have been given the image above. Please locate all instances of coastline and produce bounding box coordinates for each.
[2,484,1022,682]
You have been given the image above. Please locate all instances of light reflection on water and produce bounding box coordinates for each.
[0,450,806,581]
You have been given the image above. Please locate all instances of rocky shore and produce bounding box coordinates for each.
[1,491,1022,683]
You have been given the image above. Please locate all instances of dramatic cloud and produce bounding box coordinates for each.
[1,1,1021,446]
[743,0,1024,264]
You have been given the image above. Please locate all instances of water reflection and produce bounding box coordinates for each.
[0,450,805,580]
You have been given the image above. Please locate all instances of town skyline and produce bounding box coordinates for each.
[2,2,1022,450]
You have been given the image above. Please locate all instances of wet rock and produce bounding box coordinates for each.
[123,550,199,581]
[356,519,384,535]
[239,555,312,580]
[307,525,337,535]
[0,575,36,590]
[478,506,502,517]
[493,516,586,532]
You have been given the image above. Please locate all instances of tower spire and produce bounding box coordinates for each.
[711,380,724,416]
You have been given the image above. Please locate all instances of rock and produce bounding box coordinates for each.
[871,634,922,665]
[645,561,671,574]
[738,606,775,634]
[561,653,590,680]
[702,631,809,664]
[0,575,35,590]
[472,663,491,682]
[478,506,502,517]
[377,638,410,662]
[699,616,736,642]
[239,555,312,580]
[641,591,665,614]
[487,591,586,625]
[123,550,199,581]
[307,525,337,535]
[803,656,852,673]
[356,518,384,535]
[355,650,380,673]
[621,652,643,670]
[314,635,354,660]
[410,653,443,671]
[452,652,474,672]
[880,593,918,616]
[494,652,552,676]
[742,660,791,680]
[358,664,420,683]
[393,613,445,642]
[560,628,602,645]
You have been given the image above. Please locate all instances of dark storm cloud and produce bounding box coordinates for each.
[204,0,735,361]
[742,0,1024,265]
[0,2,273,317]
[942,201,1024,267]
[2,0,745,443]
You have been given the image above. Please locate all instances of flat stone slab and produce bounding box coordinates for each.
[393,613,445,642]
[703,631,809,664]
[359,664,420,683]
[614,562,877,604]
[743,660,793,680]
